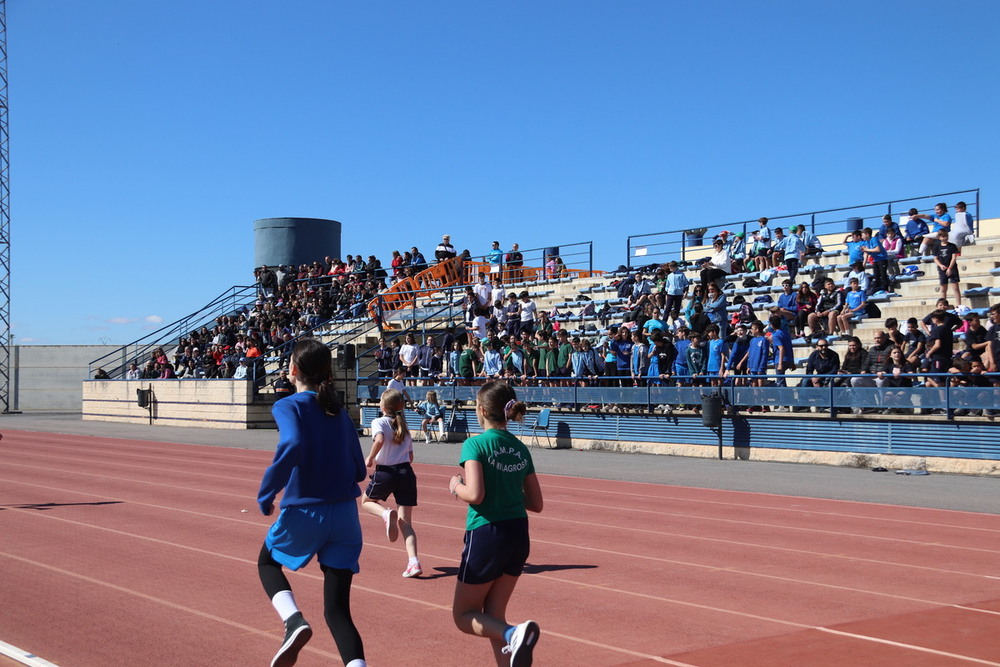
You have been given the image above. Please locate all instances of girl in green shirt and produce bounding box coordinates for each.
[449,381,544,665]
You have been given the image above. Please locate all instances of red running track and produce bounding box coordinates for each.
[1,429,999,666]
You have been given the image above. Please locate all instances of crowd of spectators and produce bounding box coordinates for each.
[360,203,995,418]
[116,201,995,419]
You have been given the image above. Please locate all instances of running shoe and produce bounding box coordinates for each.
[385,508,398,542]
[402,561,423,578]
[272,612,312,667]
[502,620,540,666]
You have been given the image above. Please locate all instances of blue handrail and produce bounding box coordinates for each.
[625,188,980,269]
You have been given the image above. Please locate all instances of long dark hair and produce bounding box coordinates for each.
[291,338,341,416]
[477,380,527,424]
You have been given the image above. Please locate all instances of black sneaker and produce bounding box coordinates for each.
[503,620,540,666]
[272,612,312,667]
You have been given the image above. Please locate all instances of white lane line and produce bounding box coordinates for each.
[0,639,61,667]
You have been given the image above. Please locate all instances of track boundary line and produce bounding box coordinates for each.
[816,627,1000,665]
[0,640,61,667]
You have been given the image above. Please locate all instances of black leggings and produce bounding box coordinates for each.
[257,543,365,663]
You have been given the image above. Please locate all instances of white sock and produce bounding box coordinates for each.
[408,557,419,566]
[345,660,367,667]
[271,590,299,622]
[382,508,392,521]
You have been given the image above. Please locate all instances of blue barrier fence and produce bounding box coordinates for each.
[358,373,999,418]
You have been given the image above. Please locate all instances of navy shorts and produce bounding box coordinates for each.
[265,500,362,572]
[458,517,530,585]
[937,267,960,285]
[365,462,418,506]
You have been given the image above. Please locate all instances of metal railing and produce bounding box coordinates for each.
[88,285,259,379]
[625,189,981,269]
[468,241,597,284]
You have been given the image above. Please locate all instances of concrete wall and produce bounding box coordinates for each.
[13,345,118,412]
[82,379,277,429]
[81,366,358,430]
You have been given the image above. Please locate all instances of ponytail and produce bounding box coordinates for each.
[290,338,341,417]
[477,380,526,423]
[381,389,410,444]
[316,376,342,417]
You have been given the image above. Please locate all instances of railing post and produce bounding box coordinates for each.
[945,379,952,420]
[976,188,981,237]
[810,213,816,235]
[828,379,835,418]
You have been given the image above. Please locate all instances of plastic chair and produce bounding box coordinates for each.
[529,408,552,449]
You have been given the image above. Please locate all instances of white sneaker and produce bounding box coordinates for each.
[384,509,398,542]
[402,561,423,578]
[502,620,540,666]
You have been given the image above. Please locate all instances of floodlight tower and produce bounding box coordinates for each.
[0,0,11,413]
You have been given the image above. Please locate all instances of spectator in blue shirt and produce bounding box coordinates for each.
[782,226,808,285]
[775,279,798,324]
[876,214,901,242]
[663,262,690,326]
[799,227,823,266]
[903,208,929,255]
[843,229,865,265]
[769,314,795,390]
[837,278,868,334]
[916,203,952,256]
[860,227,890,294]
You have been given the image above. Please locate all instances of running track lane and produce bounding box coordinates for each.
[1,430,998,666]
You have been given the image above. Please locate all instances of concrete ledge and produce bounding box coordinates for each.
[430,431,1000,476]
[550,438,1000,477]
[82,379,276,430]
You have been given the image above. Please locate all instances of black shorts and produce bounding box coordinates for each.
[937,267,960,285]
[364,463,418,506]
[458,517,530,584]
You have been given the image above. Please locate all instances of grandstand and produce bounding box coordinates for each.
[83,191,1000,475]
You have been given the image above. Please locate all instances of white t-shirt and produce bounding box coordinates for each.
[371,416,413,465]
[472,315,489,338]
[520,299,537,323]
[473,282,493,307]
[398,344,418,366]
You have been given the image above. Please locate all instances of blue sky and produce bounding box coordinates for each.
[10,1,999,345]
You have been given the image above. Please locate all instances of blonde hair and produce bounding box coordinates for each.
[426,390,438,404]
[380,389,409,444]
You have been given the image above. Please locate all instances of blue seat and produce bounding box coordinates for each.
[963,287,990,297]
[529,408,552,448]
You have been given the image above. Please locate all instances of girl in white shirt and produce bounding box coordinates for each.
[518,290,537,335]
[361,389,422,578]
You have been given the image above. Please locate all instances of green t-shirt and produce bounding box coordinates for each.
[557,342,573,369]
[537,347,555,373]
[459,348,477,376]
[459,428,535,531]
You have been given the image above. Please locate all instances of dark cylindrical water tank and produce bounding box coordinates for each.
[254,217,342,269]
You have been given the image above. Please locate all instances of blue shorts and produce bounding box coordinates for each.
[265,500,362,572]
[458,517,530,585]
[365,462,418,506]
